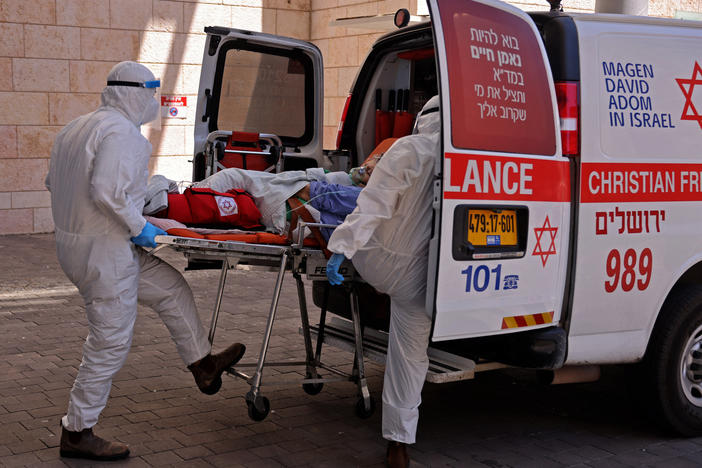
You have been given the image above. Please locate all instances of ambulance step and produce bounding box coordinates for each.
[305,317,477,383]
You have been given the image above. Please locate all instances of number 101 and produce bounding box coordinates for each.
[461,264,502,292]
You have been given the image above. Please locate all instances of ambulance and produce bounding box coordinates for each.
[193,0,702,435]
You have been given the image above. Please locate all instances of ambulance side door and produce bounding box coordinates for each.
[427,0,571,341]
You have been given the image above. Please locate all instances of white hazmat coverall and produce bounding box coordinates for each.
[45,61,211,432]
[327,95,441,444]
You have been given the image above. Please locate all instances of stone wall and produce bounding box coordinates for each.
[0,0,699,234]
[0,0,309,235]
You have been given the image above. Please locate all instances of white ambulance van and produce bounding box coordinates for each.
[193,0,702,435]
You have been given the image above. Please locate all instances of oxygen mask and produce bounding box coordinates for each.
[349,166,368,186]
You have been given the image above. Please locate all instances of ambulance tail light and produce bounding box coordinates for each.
[335,94,352,150]
[555,81,579,156]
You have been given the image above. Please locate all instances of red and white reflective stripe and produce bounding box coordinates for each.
[555,82,579,156]
[501,311,554,329]
[335,94,351,150]
[443,153,570,202]
[581,162,702,203]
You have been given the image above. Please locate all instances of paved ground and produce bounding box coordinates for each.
[2,234,702,467]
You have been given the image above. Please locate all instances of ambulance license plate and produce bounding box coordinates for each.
[467,209,517,246]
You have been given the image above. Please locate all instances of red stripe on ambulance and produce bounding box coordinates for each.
[582,162,702,203]
[444,153,570,201]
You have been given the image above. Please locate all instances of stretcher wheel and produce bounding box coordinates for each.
[302,373,324,395]
[355,395,375,419]
[247,396,270,422]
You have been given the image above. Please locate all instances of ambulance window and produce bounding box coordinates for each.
[213,45,313,144]
[437,0,556,155]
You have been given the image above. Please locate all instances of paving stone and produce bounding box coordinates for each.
[140,450,184,466]
[206,448,262,467]
[27,460,68,468]
[173,444,214,459]
[0,451,41,467]
[650,456,702,468]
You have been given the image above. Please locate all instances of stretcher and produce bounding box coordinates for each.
[205,130,284,177]
[153,222,376,421]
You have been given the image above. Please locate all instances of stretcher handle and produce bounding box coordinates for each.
[294,221,339,247]
[206,130,282,149]
[222,149,273,156]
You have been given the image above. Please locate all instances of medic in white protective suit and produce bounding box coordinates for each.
[325,95,441,468]
[45,61,246,461]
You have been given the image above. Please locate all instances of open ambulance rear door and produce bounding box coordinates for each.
[426,0,572,343]
[193,27,324,179]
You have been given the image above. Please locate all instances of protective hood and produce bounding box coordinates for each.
[414,95,441,136]
[100,61,159,127]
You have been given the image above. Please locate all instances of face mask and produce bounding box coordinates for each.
[141,97,159,125]
[349,166,367,186]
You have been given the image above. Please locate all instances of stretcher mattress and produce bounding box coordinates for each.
[146,215,320,247]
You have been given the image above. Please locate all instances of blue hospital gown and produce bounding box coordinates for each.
[308,181,362,240]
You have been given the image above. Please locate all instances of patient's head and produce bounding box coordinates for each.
[361,154,381,182]
[351,154,382,186]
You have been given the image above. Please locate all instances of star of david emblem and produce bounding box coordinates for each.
[532,215,558,267]
[215,195,238,216]
[676,61,702,129]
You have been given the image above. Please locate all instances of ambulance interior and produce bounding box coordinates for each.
[346,48,438,167]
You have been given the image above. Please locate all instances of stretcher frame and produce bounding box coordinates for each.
[204,130,285,177]
[154,227,374,421]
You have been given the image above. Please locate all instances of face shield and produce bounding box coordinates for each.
[106,78,161,130]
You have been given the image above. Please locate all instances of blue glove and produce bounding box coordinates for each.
[326,253,346,285]
[130,222,167,248]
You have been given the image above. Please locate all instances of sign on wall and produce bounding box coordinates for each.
[161,96,188,119]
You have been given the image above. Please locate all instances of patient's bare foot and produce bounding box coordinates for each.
[295,184,311,201]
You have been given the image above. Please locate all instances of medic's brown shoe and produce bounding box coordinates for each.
[188,343,246,395]
[386,441,410,468]
[59,424,129,461]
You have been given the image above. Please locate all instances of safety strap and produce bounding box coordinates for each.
[287,197,331,259]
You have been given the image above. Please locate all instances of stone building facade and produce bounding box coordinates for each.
[0,0,699,234]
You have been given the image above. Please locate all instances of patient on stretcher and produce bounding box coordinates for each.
[144,152,383,243]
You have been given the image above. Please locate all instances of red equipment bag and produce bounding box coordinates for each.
[166,187,262,229]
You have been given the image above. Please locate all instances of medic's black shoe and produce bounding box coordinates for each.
[59,424,129,461]
[188,343,246,395]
